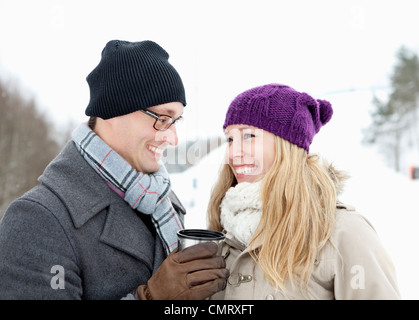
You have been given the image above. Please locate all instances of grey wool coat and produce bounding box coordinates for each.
[0,141,186,299]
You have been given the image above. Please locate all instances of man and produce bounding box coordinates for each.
[0,40,229,299]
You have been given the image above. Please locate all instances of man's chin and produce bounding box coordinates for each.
[142,162,161,174]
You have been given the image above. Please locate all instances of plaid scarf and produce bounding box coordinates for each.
[72,123,183,256]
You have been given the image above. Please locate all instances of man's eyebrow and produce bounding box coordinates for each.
[152,108,182,118]
[161,109,174,116]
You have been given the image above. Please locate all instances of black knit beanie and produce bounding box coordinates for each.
[85,40,186,119]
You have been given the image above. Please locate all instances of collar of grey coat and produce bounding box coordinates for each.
[39,141,114,228]
[39,141,186,228]
[38,141,184,265]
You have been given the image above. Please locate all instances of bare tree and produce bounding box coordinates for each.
[0,78,61,219]
[363,46,419,172]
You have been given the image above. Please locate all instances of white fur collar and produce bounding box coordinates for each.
[220,181,262,245]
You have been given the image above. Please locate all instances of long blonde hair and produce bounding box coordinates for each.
[207,137,337,290]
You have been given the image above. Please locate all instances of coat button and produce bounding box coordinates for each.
[228,273,253,286]
[266,294,274,300]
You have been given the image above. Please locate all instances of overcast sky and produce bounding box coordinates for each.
[1,0,419,144]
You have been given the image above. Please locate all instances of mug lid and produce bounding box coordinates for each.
[177,229,225,241]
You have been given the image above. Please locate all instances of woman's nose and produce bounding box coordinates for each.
[229,139,243,161]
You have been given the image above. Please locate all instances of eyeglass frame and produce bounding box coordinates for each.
[140,109,183,131]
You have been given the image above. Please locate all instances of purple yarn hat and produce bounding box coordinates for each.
[223,84,333,153]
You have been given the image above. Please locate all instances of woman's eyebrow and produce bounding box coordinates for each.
[225,126,252,134]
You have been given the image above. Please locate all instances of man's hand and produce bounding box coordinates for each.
[137,242,229,300]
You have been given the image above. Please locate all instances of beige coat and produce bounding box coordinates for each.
[211,203,401,300]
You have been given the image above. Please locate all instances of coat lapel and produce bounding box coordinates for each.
[39,141,160,267]
[39,141,112,228]
[100,200,155,269]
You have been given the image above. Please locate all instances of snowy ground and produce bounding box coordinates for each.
[170,91,419,299]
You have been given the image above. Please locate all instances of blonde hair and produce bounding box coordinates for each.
[207,137,337,290]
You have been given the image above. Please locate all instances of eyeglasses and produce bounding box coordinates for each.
[141,109,183,131]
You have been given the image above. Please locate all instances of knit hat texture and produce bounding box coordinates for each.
[223,84,333,153]
[85,40,186,119]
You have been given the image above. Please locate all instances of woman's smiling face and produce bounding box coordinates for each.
[224,124,276,184]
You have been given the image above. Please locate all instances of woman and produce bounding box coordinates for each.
[208,83,400,299]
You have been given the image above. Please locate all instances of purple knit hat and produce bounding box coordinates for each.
[223,84,333,153]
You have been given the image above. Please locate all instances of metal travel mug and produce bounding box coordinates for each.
[177,229,226,253]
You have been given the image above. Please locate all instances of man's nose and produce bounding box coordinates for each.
[155,126,178,146]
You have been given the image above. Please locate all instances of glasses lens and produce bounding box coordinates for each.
[153,115,183,131]
[154,115,173,130]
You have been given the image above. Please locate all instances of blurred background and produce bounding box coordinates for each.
[1,0,418,299]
